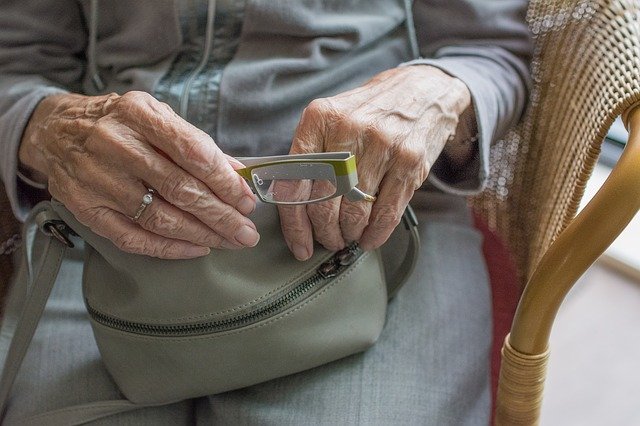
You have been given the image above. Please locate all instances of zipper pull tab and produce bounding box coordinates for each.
[318,259,339,279]
[318,243,361,279]
[336,246,357,266]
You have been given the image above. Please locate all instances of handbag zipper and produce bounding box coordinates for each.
[86,243,363,337]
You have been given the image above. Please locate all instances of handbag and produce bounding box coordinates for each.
[0,199,419,423]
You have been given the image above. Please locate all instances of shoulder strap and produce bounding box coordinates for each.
[384,206,421,299]
[0,202,139,425]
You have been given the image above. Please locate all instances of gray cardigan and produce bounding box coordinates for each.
[0,0,531,220]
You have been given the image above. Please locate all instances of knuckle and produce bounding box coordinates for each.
[203,166,240,196]
[371,205,402,229]
[114,232,146,254]
[113,91,155,121]
[160,174,205,209]
[89,118,139,160]
[209,207,237,232]
[339,205,368,227]
[299,98,334,131]
[120,91,152,109]
[179,136,207,164]
[305,98,332,118]
[308,201,338,224]
[140,208,178,233]
[139,148,161,171]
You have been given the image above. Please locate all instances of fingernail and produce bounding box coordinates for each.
[227,158,243,169]
[292,243,310,261]
[235,225,260,247]
[186,246,210,257]
[238,195,256,216]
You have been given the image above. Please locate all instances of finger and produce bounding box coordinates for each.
[307,181,344,251]
[72,153,244,249]
[278,204,314,261]
[87,130,260,248]
[107,92,256,216]
[75,206,211,259]
[224,154,247,171]
[338,152,388,243]
[358,172,414,251]
[115,187,240,250]
[137,196,242,250]
[279,102,329,259]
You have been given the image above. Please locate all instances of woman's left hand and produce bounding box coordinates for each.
[278,65,472,260]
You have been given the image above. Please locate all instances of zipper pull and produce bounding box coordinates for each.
[317,244,361,279]
[336,245,358,266]
[318,259,339,279]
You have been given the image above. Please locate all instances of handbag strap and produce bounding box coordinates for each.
[0,203,66,415]
[0,202,420,424]
[384,206,421,299]
[0,202,138,424]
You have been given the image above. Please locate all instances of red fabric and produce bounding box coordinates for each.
[472,213,521,424]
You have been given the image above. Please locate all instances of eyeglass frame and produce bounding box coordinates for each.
[234,152,376,205]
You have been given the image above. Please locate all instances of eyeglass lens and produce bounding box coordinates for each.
[250,162,338,204]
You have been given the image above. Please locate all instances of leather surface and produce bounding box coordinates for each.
[50,200,395,403]
[51,200,408,323]
[92,250,386,404]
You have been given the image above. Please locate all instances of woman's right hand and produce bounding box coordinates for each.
[18,91,260,259]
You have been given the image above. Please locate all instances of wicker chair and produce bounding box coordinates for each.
[483,0,640,424]
[0,0,638,423]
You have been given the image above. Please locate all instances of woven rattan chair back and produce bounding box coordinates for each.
[472,0,640,286]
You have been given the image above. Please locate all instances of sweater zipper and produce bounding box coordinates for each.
[86,243,363,337]
[179,0,217,118]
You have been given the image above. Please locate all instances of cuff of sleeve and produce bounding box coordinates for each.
[1,86,67,221]
[400,57,498,196]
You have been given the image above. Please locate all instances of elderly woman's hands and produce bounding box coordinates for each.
[279,65,472,260]
[18,92,259,259]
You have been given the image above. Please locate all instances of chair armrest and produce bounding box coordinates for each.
[510,106,640,353]
[495,106,640,425]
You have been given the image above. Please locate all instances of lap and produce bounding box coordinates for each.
[1,191,491,426]
[200,192,492,426]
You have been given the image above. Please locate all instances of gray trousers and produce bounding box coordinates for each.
[2,192,492,425]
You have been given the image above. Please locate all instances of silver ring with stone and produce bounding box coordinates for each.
[132,188,155,221]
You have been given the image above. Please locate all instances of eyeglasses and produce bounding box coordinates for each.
[234,152,376,205]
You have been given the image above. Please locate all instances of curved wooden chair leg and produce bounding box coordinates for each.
[495,106,640,425]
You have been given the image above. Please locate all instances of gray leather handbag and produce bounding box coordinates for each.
[0,200,419,423]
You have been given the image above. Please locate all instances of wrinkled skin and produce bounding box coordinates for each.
[19,91,259,259]
[278,65,472,260]
[19,65,472,260]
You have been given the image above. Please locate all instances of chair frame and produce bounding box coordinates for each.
[492,0,640,423]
